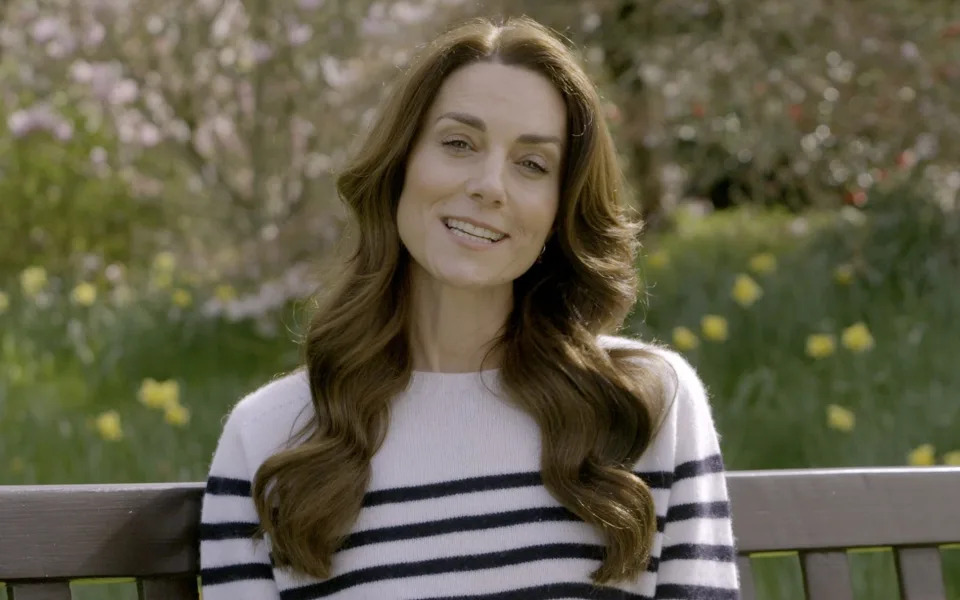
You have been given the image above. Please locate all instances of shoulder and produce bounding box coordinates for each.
[599,333,716,441]
[598,333,704,399]
[220,368,314,467]
[602,334,724,466]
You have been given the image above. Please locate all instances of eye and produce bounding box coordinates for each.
[441,138,472,152]
[520,158,549,174]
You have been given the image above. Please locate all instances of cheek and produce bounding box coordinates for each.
[519,191,559,239]
[405,148,459,198]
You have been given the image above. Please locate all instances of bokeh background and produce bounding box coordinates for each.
[1,0,958,597]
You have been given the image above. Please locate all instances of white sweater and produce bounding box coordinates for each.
[199,335,740,599]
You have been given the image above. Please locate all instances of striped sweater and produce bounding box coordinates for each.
[199,335,740,599]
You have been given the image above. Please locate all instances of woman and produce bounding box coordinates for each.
[200,15,740,600]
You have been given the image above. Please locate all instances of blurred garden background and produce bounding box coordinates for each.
[1,0,959,597]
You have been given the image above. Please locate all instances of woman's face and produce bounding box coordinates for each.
[396,62,567,290]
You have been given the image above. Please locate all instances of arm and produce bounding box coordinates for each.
[199,408,281,600]
[654,353,740,600]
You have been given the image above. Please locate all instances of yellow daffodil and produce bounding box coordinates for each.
[0,291,9,314]
[841,322,875,353]
[138,378,181,410]
[152,251,176,272]
[70,282,97,306]
[749,252,777,275]
[731,274,763,307]
[20,266,48,297]
[151,271,173,290]
[672,326,700,351]
[95,410,124,441]
[164,403,191,427]
[833,263,855,285]
[215,284,237,302]
[806,334,836,359]
[171,288,192,308]
[943,451,960,466]
[826,404,855,432]
[701,315,729,342]
[646,250,670,270]
[908,444,936,466]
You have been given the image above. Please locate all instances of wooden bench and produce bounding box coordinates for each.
[2,467,958,599]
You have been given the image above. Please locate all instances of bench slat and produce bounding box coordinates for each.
[729,467,960,552]
[801,551,853,600]
[137,576,199,600]
[895,547,946,600]
[2,468,959,586]
[0,484,202,580]
[736,556,756,600]
[6,582,72,600]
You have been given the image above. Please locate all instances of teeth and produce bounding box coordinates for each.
[450,228,495,243]
[444,218,505,242]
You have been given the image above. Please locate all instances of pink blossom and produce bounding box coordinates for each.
[30,17,62,44]
[8,111,32,137]
[84,22,106,48]
[139,123,162,147]
[287,23,313,46]
[109,79,139,105]
[251,41,273,63]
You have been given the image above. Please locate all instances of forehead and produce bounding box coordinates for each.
[427,62,567,138]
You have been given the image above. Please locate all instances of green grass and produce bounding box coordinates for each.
[1,194,958,598]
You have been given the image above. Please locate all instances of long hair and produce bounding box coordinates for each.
[251,15,675,585]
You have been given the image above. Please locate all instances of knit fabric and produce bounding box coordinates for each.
[199,335,740,599]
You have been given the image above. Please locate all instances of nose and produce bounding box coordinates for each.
[464,154,506,206]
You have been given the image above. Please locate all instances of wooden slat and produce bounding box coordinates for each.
[895,547,947,600]
[736,555,756,600]
[801,551,854,600]
[6,582,72,600]
[728,467,960,552]
[137,576,199,600]
[0,483,203,580]
[2,468,959,586]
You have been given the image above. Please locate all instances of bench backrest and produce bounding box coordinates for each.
[2,467,958,599]
[731,467,960,600]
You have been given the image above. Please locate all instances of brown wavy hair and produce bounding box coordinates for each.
[251,15,676,585]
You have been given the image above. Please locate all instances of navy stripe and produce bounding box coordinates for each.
[279,543,608,599]
[340,507,669,551]
[200,562,274,585]
[665,501,730,523]
[674,454,724,480]
[654,583,738,599]
[660,543,736,562]
[206,476,251,496]
[415,582,650,599]
[200,521,260,541]
[341,506,582,549]
[363,472,542,506]
[362,468,675,508]
[205,455,721,509]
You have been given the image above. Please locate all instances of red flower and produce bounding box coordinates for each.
[788,104,804,123]
[896,150,916,169]
[844,189,868,207]
[941,22,960,38]
[692,102,706,118]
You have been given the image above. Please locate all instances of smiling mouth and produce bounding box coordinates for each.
[443,218,508,243]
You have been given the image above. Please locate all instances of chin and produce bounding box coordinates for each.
[435,269,514,289]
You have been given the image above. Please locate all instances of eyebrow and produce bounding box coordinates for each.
[436,111,563,148]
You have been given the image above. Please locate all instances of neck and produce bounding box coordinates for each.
[407,266,511,373]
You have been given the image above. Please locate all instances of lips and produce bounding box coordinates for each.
[442,217,508,240]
